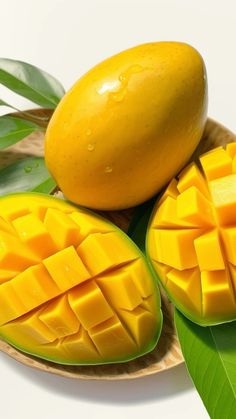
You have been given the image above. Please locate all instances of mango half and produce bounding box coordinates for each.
[45,42,207,210]
[0,193,162,364]
[146,143,236,326]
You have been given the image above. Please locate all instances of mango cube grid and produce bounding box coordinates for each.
[0,194,161,364]
[147,143,236,325]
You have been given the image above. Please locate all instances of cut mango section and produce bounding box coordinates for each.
[39,295,80,339]
[176,187,214,226]
[153,228,201,270]
[209,174,236,225]
[177,162,210,197]
[200,147,232,181]
[158,178,179,206]
[12,213,58,259]
[147,143,236,325]
[153,196,193,228]
[194,230,225,271]
[0,193,162,365]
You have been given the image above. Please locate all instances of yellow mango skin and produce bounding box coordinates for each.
[0,193,162,365]
[45,42,207,210]
[146,143,236,326]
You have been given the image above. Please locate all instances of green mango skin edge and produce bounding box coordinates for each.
[0,192,163,366]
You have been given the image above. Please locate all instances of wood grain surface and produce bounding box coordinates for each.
[0,111,235,380]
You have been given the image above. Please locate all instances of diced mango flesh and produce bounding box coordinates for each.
[77,232,137,276]
[176,187,214,226]
[200,147,232,181]
[177,162,210,197]
[194,230,225,271]
[152,228,201,270]
[153,196,193,228]
[166,268,202,315]
[226,143,236,159]
[209,174,236,225]
[68,280,114,329]
[39,295,80,339]
[12,213,58,258]
[158,178,179,206]
[0,194,161,364]
[201,270,236,319]
[147,143,236,325]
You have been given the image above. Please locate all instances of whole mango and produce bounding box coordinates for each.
[0,193,162,364]
[45,42,207,210]
[146,143,236,326]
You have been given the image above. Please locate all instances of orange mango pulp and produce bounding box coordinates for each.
[147,142,236,326]
[0,194,162,364]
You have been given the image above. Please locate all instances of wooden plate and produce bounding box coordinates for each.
[0,110,235,380]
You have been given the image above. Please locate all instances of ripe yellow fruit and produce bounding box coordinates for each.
[0,193,162,364]
[45,42,207,210]
[146,143,236,326]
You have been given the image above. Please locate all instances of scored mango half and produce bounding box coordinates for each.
[146,142,236,326]
[0,193,162,365]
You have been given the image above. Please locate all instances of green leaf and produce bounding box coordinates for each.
[128,198,155,252]
[0,58,65,108]
[175,309,236,419]
[32,177,56,194]
[0,157,56,194]
[0,99,15,109]
[0,116,40,149]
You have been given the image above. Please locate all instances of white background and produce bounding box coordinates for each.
[0,0,235,418]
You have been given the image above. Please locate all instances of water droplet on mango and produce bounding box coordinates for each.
[104,166,113,173]
[87,143,95,152]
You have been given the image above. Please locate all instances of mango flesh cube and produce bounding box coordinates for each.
[166,268,202,315]
[61,328,100,362]
[220,228,236,265]
[147,142,236,325]
[140,294,159,313]
[39,295,80,338]
[43,246,91,291]
[44,208,81,249]
[209,174,236,225]
[226,142,236,159]
[153,196,193,228]
[0,193,161,365]
[176,186,214,226]
[69,210,114,237]
[200,147,232,181]
[177,162,210,197]
[96,270,142,311]
[0,200,29,222]
[149,261,171,285]
[0,231,39,271]
[158,178,179,206]
[0,264,60,325]
[88,316,137,359]
[232,156,236,173]
[12,213,58,259]
[1,311,56,346]
[128,259,154,298]
[118,307,158,348]
[68,281,114,329]
[0,269,18,285]
[0,217,16,235]
[201,270,236,319]
[77,232,137,276]
[153,228,201,270]
[194,230,225,271]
